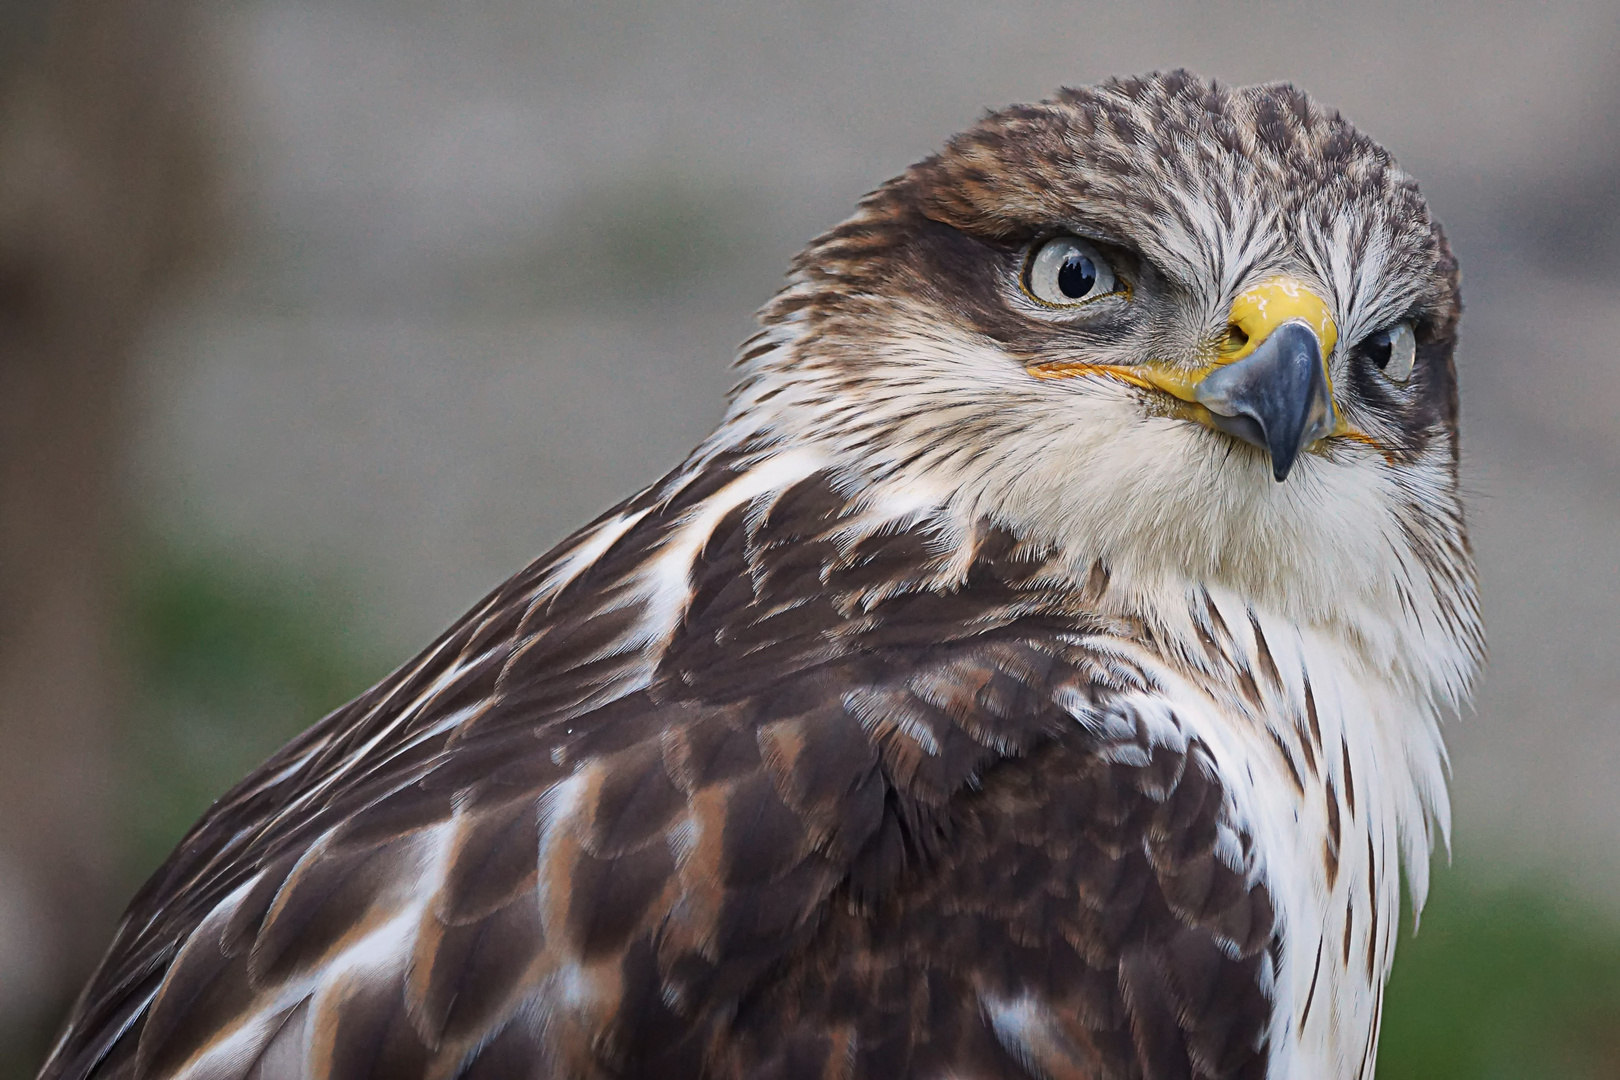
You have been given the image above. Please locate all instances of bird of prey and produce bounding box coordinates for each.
[41,71,1481,1080]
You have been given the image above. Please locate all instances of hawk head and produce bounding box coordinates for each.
[708,70,1480,704]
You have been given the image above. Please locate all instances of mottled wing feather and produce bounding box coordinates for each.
[42,470,1276,1080]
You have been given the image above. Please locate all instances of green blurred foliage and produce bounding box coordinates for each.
[118,546,390,888]
[1380,873,1620,1079]
[64,545,1620,1079]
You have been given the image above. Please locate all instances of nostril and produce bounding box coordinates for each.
[1222,324,1250,354]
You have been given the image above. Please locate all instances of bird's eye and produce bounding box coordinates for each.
[1023,236,1117,307]
[1362,321,1416,383]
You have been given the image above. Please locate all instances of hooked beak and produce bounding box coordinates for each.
[1194,320,1334,482]
[1031,276,1342,482]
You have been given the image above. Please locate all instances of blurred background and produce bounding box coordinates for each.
[3,0,1619,1075]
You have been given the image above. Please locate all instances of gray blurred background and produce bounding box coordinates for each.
[3,1,1619,1076]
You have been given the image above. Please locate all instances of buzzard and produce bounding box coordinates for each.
[41,72,1481,1080]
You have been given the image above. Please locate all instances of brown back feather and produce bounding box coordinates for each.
[44,466,1275,1080]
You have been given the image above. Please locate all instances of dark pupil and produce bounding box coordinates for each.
[1366,334,1393,370]
[1057,253,1097,299]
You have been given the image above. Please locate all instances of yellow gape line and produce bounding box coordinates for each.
[1027,274,1391,457]
[1030,275,1354,438]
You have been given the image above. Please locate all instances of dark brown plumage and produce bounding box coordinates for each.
[47,468,1276,1080]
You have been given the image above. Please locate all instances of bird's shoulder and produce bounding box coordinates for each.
[45,464,1274,1080]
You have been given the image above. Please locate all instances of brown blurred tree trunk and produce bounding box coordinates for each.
[0,1,216,1073]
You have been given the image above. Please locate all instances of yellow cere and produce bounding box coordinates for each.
[1224,276,1338,361]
